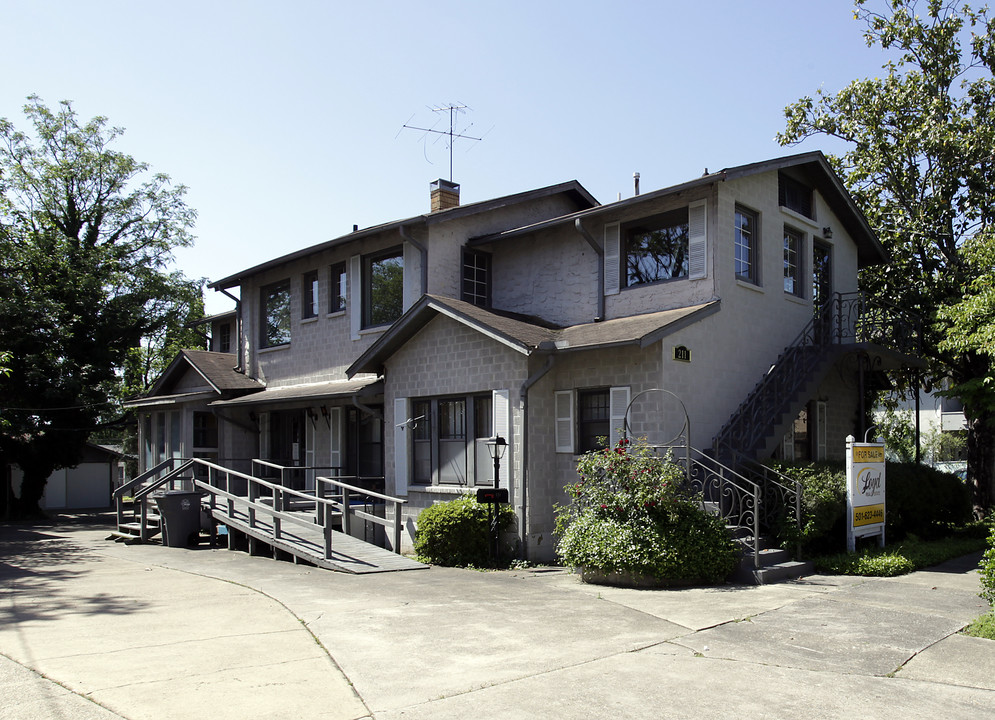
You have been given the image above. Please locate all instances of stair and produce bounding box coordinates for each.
[733,545,814,585]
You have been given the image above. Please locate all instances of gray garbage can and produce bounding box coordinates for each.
[155,490,202,548]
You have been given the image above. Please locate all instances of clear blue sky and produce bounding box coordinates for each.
[2,1,887,314]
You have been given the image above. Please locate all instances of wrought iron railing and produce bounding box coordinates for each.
[713,292,920,461]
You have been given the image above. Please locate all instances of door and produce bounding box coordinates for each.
[813,241,833,342]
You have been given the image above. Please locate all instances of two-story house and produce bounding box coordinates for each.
[128,152,919,562]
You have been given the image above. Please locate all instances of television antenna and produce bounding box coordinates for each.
[399,103,483,181]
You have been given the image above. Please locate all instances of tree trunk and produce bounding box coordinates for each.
[966,411,994,519]
[10,457,52,519]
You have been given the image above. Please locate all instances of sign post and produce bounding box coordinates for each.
[846,435,886,552]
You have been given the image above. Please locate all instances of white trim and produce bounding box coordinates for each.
[329,406,343,475]
[609,386,630,445]
[554,390,574,454]
[688,199,708,280]
[394,397,410,496]
[427,300,532,355]
[604,222,620,296]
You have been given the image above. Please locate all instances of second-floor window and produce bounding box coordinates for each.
[462,249,491,307]
[625,207,689,287]
[363,247,403,328]
[779,173,813,218]
[302,270,319,319]
[329,261,347,313]
[735,206,758,284]
[783,227,803,297]
[261,279,291,347]
[218,322,231,353]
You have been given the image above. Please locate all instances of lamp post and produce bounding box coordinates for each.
[484,436,507,564]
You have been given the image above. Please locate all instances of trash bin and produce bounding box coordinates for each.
[155,490,202,548]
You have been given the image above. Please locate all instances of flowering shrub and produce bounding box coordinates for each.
[555,437,738,585]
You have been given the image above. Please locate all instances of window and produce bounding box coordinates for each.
[462,249,491,307]
[578,389,610,453]
[734,206,758,284]
[625,207,689,286]
[260,280,291,347]
[193,412,218,449]
[783,227,803,296]
[555,386,630,454]
[218,322,231,353]
[302,270,319,319]
[329,261,347,313]
[779,173,813,218]
[363,248,403,327]
[408,394,495,486]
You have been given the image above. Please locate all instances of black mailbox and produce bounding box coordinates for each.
[476,487,508,504]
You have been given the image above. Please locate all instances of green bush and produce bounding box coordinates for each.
[981,524,995,607]
[414,494,516,568]
[555,438,739,585]
[813,535,987,576]
[770,461,973,555]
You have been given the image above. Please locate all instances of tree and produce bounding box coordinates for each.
[0,97,200,517]
[778,0,995,516]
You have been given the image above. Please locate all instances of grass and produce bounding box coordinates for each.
[962,612,995,640]
[811,535,987,577]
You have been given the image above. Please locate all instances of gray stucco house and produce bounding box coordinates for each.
[128,152,919,562]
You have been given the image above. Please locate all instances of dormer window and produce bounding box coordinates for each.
[779,173,813,218]
[461,249,491,307]
[625,207,690,286]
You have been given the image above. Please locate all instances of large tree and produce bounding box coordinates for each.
[779,0,995,515]
[0,97,200,517]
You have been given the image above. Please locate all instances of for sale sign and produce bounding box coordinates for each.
[846,435,886,551]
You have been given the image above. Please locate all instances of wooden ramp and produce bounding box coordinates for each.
[212,502,427,574]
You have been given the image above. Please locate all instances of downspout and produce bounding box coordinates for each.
[399,224,428,298]
[218,287,244,373]
[574,218,604,321]
[518,352,556,560]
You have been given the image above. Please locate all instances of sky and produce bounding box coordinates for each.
[2,1,890,314]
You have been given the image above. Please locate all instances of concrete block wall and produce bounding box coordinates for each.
[382,314,529,554]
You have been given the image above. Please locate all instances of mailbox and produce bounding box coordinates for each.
[476,487,508,504]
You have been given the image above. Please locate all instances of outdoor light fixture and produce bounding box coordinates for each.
[822,226,833,239]
[485,435,507,463]
[481,435,508,565]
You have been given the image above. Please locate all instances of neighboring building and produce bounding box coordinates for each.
[130,153,920,562]
[8,442,124,510]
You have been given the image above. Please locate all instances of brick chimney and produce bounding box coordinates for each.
[430,179,460,212]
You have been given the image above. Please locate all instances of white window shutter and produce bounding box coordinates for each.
[349,254,361,339]
[604,222,621,296]
[609,386,630,445]
[554,390,574,454]
[782,425,795,462]
[688,199,707,280]
[393,397,409,496]
[493,389,510,442]
[329,407,343,475]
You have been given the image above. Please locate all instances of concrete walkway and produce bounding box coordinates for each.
[1,514,993,719]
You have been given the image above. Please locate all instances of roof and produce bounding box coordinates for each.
[209,180,599,290]
[470,151,887,266]
[210,377,382,409]
[347,295,720,376]
[130,350,263,405]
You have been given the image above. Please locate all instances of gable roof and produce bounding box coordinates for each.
[208,180,598,291]
[470,151,887,266]
[347,295,720,376]
[125,350,263,408]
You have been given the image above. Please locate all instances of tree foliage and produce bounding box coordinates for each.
[778,0,995,514]
[0,97,201,516]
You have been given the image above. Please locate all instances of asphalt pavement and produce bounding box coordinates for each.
[1,512,992,719]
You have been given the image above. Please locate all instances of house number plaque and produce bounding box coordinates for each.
[672,345,691,363]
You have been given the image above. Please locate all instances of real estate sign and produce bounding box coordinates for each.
[846,435,886,551]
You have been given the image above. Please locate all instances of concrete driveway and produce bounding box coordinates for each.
[1,514,992,719]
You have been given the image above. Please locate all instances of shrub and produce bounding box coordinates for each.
[770,460,974,555]
[981,523,995,607]
[414,493,516,568]
[555,438,739,585]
